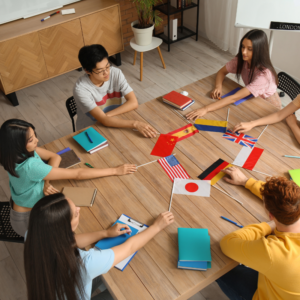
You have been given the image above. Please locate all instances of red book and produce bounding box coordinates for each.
[163,91,192,109]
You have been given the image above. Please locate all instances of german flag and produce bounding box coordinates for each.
[198,159,232,185]
[168,124,199,142]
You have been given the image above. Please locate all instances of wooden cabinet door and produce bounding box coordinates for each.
[80,5,124,56]
[0,32,48,94]
[39,19,84,77]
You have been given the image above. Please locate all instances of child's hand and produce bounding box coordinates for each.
[43,182,59,195]
[233,121,254,133]
[107,223,132,238]
[152,212,174,231]
[211,87,222,99]
[114,164,137,175]
[186,107,208,120]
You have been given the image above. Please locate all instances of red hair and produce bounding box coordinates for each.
[260,177,300,225]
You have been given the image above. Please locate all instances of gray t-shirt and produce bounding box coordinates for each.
[73,66,133,130]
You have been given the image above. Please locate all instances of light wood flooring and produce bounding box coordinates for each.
[0,36,292,300]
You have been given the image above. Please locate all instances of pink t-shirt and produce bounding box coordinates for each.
[226,57,277,99]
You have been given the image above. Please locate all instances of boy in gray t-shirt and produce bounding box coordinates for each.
[74,45,157,138]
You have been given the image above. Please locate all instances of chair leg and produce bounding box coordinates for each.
[140,52,143,81]
[133,51,137,65]
[157,46,166,69]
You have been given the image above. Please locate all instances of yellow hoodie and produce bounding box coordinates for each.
[220,178,300,300]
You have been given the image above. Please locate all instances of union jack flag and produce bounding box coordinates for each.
[222,129,257,148]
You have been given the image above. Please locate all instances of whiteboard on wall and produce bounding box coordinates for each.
[235,0,300,30]
[0,0,80,25]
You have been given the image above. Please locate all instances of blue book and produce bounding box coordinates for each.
[181,100,195,111]
[95,214,148,271]
[222,87,253,105]
[177,228,212,271]
[73,127,107,152]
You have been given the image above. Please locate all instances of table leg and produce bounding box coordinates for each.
[157,47,166,69]
[6,92,19,106]
[133,51,137,65]
[140,52,143,81]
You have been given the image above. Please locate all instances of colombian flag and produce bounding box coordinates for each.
[168,124,199,142]
[198,159,232,185]
[194,119,228,133]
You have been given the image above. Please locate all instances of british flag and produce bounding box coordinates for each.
[223,129,258,148]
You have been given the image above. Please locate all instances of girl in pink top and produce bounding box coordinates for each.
[186,29,280,120]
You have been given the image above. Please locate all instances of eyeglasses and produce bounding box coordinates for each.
[92,63,112,75]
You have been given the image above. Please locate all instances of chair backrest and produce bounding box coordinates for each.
[278,72,300,101]
[66,96,77,132]
[0,202,24,243]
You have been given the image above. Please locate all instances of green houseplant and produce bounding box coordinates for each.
[131,0,163,45]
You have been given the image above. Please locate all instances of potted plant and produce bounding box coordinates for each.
[131,0,163,46]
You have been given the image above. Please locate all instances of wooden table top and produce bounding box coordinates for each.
[44,74,300,300]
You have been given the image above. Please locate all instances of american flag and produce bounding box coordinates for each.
[158,155,190,181]
[223,129,257,148]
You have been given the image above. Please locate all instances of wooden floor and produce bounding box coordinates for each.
[0,36,292,300]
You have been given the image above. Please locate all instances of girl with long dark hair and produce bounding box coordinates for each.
[186,29,280,120]
[0,119,136,237]
[24,193,174,300]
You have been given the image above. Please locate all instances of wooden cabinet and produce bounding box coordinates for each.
[39,19,84,77]
[0,32,48,93]
[81,6,123,56]
[0,0,124,105]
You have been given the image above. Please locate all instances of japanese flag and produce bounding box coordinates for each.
[173,178,211,197]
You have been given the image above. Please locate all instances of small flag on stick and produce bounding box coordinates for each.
[168,124,199,141]
[194,119,228,133]
[173,178,211,197]
[151,134,178,157]
[158,155,190,181]
[233,147,264,170]
[198,159,232,185]
[223,129,257,148]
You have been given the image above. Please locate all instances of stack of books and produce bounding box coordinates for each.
[162,91,195,111]
[177,228,211,271]
[73,127,108,154]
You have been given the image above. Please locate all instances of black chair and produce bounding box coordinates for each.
[278,72,300,101]
[66,96,77,132]
[0,202,24,243]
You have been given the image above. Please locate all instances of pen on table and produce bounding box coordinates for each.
[283,155,300,159]
[221,216,243,228]
[85,131,93,143]
[41,11,60,22]
[85,163,94,168]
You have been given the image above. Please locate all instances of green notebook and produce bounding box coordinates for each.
[289,169,300,187]
[73,127,107,152]
[178,228,211,265]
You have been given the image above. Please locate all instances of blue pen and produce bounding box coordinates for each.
[85,132,93,143]
[221,216,243,228]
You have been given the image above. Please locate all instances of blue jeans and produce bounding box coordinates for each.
[216,265,258,300]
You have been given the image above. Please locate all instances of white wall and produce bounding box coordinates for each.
[184,0,300,82]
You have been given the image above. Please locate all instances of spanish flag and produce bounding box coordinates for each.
[198,159,232,185]
[194,119,228,133]
[168,124,199,142]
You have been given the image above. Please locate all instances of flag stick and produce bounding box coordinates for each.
[168,181,175,211]
[231,164,272,177]
[257,125,268,140]
[212,185,243,205]
[137,154,176,169]
[171,109,193,124]
[226,108,230,122]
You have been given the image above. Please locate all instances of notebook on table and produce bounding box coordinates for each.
[289,169,300,187]
[177,228,212,271]
[57,147,81,168]
[95,214,148,271]
[73,127,108,154]
[163,91,194,110]
[61,187,97,207]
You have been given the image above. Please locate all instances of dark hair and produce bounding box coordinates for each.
[236,29,278,85]
[0,119,36,177]
[78,44,109,73]
[260,177,300,225]
[24,193,86,300]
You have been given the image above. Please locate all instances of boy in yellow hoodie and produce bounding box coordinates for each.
[216,167,300,300]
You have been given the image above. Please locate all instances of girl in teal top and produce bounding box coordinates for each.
[0,119,137,236]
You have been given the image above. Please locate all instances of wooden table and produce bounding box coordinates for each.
[44,74,300,300]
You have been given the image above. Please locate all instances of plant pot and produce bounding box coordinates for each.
[131,20,154,46]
